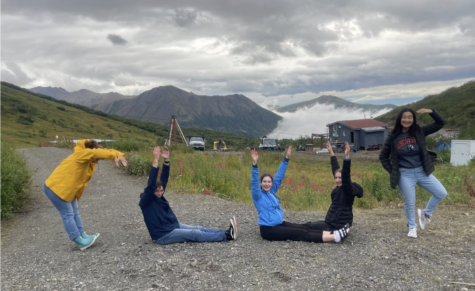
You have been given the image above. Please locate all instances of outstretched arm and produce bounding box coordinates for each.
[160,147,170,191]
[341,142,352,193]
[271,146,291,192]
[417,109,447,136]
[344,142,350,160]
[328,142,340,176]
[250,149,261,200]
[139,146,161,207]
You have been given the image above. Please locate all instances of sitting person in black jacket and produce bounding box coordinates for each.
[139,146,238,245]
[306,142,363,240]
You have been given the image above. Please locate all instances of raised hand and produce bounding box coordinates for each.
[115,155,128,168]
[345,142,350,159]
[286,146,292,159]
[326,142,334,155]
[153,146,161,161]
[416,108,433,114]
[251,149,259,165]
[161,146,170,161]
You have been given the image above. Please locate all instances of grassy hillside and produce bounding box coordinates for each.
[1,82,260,149]
[375,80,475,129]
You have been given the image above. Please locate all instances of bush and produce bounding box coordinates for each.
[1,144,31,219]
[16,115,34,125]
[126,154,153,175]
[102,140,151,152]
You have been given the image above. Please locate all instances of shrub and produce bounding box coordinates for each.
[126,154,153,175]
[1,144,31,219]
[16,115,34,125]
[103,140,151,152]
[56,106,66,111]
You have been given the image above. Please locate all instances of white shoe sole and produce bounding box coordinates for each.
[79,235,98,251]
[231,216,238,240]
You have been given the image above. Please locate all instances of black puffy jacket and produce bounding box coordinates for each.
[379,110,446,189]
[324,156,364,228]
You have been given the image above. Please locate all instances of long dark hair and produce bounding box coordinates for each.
[391,108,418,137]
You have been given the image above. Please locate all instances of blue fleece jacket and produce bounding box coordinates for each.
[139,164,179,240]
[251,159,288,226]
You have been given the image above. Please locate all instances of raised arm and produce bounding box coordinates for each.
[341,142,352,193]
[328,142,340,176]
[417,109,447,136]
[139,146,161,207]
[271,146,291,193]
[160,146,170,191]
[250,149,261,199]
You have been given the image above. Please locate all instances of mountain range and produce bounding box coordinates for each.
[29,86,135,107]
[274,95,397,113]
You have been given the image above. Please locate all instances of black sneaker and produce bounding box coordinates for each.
[337,223,350,244]
[225,223,235,241]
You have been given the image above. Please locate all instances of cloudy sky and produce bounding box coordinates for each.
[2,0,475,107]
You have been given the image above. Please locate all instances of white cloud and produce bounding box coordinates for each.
[268,103,392,139]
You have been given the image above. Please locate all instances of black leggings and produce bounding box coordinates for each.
[304,220,338,232]
[260,221,328,243]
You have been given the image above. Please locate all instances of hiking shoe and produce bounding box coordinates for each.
[418,209,430,230]
[231,216,239,240]
[407,227,417,238]
[73,234,98,251]
[81,231,100,240]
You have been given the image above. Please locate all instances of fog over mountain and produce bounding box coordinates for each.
[268,103,392,139]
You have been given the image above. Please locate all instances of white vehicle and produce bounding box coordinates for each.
[315,149,329,154]
[188,136,205,151]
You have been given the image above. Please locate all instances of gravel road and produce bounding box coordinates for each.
[1,147,474,291]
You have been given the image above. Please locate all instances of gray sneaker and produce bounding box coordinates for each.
[230,217,239,240]
[418,209,430,230]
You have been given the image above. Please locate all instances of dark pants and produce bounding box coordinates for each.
[304,220,337,232]
[260,221,325,243]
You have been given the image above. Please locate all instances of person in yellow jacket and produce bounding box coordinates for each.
[44,139,127,250]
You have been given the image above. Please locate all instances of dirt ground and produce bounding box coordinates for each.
[1,147,474,291]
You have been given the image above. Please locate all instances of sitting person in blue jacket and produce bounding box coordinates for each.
[139,146,238,245]
[305,142,363,235]
[251,146,350,243]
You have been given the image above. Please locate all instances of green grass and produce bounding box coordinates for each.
[125,148,475,211]
[1,143,32,219]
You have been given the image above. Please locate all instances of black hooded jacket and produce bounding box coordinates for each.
[379,110,446,189]
[325,156,364,228]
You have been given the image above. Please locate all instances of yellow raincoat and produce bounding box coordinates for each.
[45,140,126,202]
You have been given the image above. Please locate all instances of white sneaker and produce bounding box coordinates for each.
[407,228,417,238]
[418,209,430,230]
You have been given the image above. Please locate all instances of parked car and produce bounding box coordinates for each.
[315,149,329,154]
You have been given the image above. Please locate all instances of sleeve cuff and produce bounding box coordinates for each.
[284,158,289,162]
[252,164,258,168]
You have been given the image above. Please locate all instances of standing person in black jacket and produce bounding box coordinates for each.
[139,146,238,245]
[306,142,363,238]
[379,108,447,238]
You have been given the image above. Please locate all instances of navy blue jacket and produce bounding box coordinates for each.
[139,164,179,240]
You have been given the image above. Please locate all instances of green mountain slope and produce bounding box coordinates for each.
[1,82,259,149]
[375,80,475,129]
[276,95,396,113]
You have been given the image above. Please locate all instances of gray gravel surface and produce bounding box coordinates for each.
[1,147,475,291]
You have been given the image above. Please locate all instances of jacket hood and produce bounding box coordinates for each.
[73,139,88,153]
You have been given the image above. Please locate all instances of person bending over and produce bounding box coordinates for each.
[139,146,238,245]
[305,142,363,236]
[44,139,127,251]
[251,146,350,243]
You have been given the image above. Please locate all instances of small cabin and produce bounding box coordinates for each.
[326,119,389,150]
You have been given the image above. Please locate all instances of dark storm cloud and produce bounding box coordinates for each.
[172,9,197,27]
[107,34,128,45]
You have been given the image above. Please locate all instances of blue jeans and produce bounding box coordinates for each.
[156,223,227,245]
[44,184,83,240]
[398,167,447,228]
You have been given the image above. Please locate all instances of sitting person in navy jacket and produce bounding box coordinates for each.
[139,146,238,245]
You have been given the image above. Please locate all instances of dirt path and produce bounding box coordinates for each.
[1,147,474,291]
